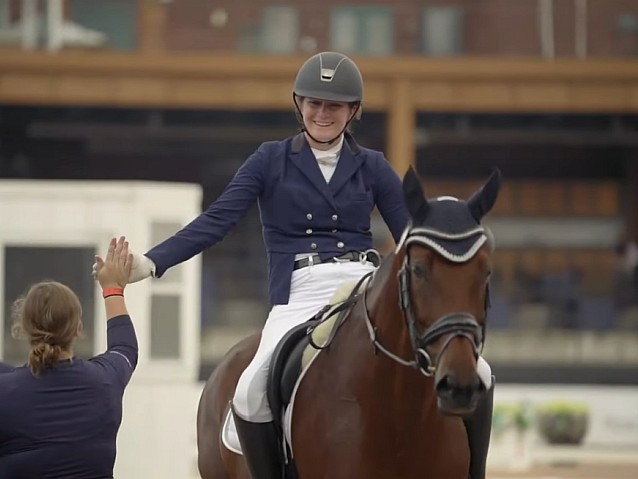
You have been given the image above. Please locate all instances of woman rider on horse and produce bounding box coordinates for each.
[106,51,495,479]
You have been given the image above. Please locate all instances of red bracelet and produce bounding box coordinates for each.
[103,288,124,298]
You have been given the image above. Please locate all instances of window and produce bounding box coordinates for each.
[422,6,464,56]
[330,7,393,56]
[3,246,96,365]
[149,221,183,359]
[260,6,299,54]
[69,0,137,51]
[151,222,183,284]
[150,295,181,359]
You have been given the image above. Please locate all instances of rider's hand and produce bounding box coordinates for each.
[92,249,155,283]
[95,236,133,290]
[127,252,156,283]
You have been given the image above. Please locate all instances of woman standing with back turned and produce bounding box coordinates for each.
[0,236,138,478]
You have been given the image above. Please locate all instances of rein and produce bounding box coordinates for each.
[307,270,374,350]
[362,281,421,370]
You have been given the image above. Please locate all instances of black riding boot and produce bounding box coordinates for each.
[231,406,283,479]
[463,377,495,479]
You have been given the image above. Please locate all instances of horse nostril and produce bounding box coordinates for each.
[436,375,483,414]
[436,375,481,395]
[436,375,458,394]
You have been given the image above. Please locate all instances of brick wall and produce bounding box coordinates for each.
[164,0,638,57]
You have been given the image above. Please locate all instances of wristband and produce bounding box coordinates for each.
[103,288,124,298]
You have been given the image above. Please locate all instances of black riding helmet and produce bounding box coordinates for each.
[293,51,363,145]
[293,51,363,103]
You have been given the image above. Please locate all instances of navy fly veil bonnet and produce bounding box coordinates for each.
[401,168,502,261]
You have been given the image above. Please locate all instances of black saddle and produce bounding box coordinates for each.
[264,315,325,479]
[267,318,319,427]
[266,271,372,427]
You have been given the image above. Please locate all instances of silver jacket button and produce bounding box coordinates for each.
[307,213,313,220]
[337,241,345,249]
[331,214,338,221]
[306,229,312,234]
[310,243,318,250]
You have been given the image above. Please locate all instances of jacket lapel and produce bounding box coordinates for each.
[289,133,336,208]
[329,133,364,195]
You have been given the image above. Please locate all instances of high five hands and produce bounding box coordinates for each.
[94,236,132,290]
[92,239,155,283]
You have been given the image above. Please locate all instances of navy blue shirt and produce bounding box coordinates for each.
[0,315,138,479]
[0,363,14,373]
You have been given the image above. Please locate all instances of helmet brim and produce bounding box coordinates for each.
[294,90,361,103]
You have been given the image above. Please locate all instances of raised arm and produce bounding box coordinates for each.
[144,148,267,277]
[92,236,138,385]
[95,236,131,321]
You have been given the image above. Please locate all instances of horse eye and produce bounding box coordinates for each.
[411,263,427,279]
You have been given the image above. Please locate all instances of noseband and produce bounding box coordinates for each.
[362,232,487,377]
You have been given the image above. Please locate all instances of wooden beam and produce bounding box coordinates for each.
[137,0,168,54]
[3,51,638,81]
[1,51,638,113]
[386,79,415,176]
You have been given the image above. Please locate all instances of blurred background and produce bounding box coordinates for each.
[0,0,637,478]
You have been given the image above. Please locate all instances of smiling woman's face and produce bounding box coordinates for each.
[300,98,356,149]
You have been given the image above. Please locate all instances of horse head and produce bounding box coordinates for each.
[397,167,502,416]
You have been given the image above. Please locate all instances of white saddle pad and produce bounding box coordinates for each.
[221,405,295,456]
[221,410,243,455]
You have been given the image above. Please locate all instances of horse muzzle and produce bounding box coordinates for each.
[435,374,484,417]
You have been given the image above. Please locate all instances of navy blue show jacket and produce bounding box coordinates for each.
[146,133,409,304]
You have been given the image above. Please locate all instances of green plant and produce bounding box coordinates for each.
[492,402,534,435]
[536,401,589,445]
[492,404,514,436]
[536,401,589,415]
[512,402,534,432]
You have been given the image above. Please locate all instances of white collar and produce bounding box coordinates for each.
[311,136,344,159]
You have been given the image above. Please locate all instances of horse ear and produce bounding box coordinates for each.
[467,168,503,221]
[402,167,429,221]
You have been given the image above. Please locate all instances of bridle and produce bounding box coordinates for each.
[361,229,488,377]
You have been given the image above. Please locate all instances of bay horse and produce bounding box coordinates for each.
[197,167,501,479]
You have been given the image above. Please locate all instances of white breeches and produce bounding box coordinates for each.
[231,260,494,423]
[232,260,376,422]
